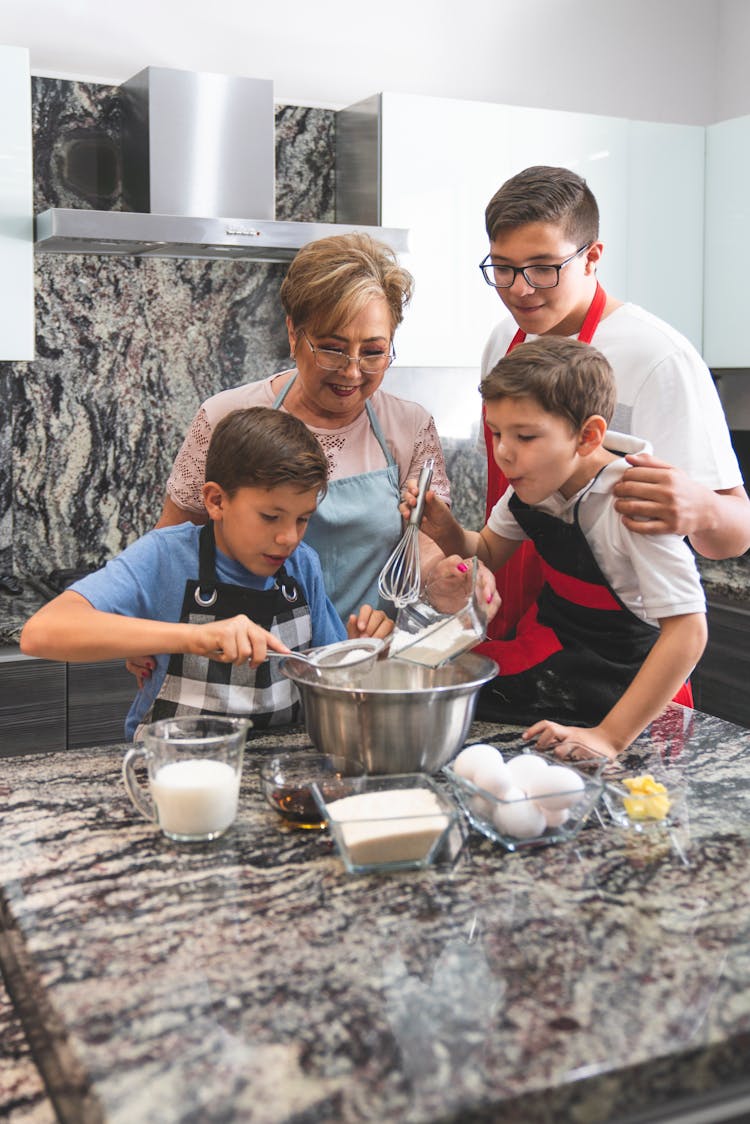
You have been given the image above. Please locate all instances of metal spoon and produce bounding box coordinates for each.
[266,638,385,680]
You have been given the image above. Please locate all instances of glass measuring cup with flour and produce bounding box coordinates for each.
[388,557,489,668]
[122,715,249,841]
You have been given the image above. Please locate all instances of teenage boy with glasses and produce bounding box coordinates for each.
[477,165,749,669]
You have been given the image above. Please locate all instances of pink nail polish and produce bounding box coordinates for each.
[486,594,493,603]
[456,563,468,573]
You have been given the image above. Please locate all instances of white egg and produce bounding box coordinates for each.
[491,787,547,839]
[505,753,550,791]
[529,765,585,812]
[472,759,514,800]
[468,794,495,822]
[543,806,571,828]
[451,743,503,781]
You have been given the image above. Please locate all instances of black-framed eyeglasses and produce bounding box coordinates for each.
[299,328,395,375]
[478,243,592,290]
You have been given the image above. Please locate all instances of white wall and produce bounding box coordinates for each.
[4,0,747,123]
[715,0,750,120]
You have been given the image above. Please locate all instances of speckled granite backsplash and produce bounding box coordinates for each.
[0,79,337,577]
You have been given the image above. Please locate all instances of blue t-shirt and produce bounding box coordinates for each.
[70,523,346,738]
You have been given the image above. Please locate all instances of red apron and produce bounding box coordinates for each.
[481,283,693,708]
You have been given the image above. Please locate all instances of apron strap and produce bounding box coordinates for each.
[364,399,397,467]
[578,282,607,343]
[195,523,218,608]
[196,520,299,607]
[272,372,296,409]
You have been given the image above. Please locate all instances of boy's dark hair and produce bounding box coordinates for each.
[485,166,599,246]
[480,337,616,431]
[205,407,329,496]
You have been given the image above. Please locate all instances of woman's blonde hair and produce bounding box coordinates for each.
[279,232,413,337]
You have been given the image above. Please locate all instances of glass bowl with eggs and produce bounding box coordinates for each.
[442,742,605,851]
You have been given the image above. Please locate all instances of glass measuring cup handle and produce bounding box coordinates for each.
[122,745,157,823]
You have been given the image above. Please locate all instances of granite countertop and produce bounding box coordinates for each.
[2,709,750,1123]
[694,554,750,606]
[0,976,57,1124]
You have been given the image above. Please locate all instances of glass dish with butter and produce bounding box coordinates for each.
[312,774,460,874]
[601,754,688,832]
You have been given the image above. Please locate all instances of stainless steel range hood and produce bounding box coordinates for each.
[34,66,409,262]
[34,208,408,261]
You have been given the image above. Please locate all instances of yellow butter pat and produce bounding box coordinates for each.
[622,774,671,820]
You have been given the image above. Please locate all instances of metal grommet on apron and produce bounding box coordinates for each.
[146,523,313,731]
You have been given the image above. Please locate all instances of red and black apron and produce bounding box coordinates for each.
[474,482,661,726]
[140,524,312,734]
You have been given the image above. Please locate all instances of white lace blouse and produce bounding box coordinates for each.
[166,370,451,514]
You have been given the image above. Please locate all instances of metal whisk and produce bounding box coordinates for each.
[377,458,435,608]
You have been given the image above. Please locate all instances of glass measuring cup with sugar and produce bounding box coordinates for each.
[389,557,489,668]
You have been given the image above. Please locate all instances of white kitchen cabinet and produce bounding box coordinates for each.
[501,104,630,306]
[704,115,750,367]
[337,93,704,365]
[627,121,704,351]
[0,45,34,360]
[378,93,508,367]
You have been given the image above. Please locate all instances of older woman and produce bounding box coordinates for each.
[156,232,451,621]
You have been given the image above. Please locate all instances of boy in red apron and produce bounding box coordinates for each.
[20,408,392,740]
[404,337,707,762]
[478,165,749,664]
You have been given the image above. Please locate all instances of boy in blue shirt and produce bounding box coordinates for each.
[21,408,392,738]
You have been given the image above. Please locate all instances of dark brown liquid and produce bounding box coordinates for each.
[269,785,325,829]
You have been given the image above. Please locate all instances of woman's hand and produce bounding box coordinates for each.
[522,719,619,762]
[125,655,157,690]
[423,556,501,621]
[347,605,395,640]
[188,615,290,668]
[399,480,459,549]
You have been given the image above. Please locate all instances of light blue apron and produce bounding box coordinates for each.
[273,376,403,621]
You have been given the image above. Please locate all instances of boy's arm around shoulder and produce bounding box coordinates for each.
[614,453,750,559]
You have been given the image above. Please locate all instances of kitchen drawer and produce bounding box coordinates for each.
[0,652,66,756]
[67,661,133,749]
[692,600,750,729]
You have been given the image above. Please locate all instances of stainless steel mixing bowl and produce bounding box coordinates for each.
[280,652,498,774]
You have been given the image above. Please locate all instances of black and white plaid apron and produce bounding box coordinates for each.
[142,523,312,732]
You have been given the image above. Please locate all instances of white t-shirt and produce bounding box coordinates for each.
[481,304,742,491]
[167,370,451,514]
[487,432,706,627]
